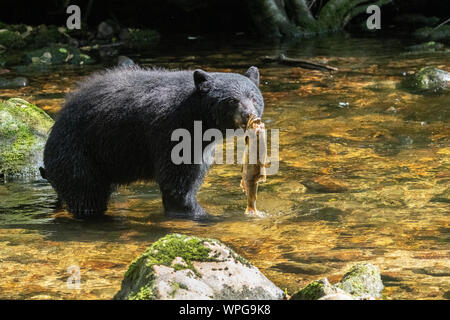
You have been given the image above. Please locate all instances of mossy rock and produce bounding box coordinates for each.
[126,29,160,50]
[414,25,450,41]
[0,29,26,50]
[26,25,68,49]
[0,98,54,180]
[25,45,94,65]
[115,233,284,300]
[290,278,339,300]
[336,263,383,299]
[403,67,450,93]
[406,41,445,53]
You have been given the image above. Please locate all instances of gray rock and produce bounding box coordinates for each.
[114,234,285,300]
[0,76,28,88]
[290,263,384,300]
[117,55,134,67]
[406,67,450,93]
[97,21,115,39]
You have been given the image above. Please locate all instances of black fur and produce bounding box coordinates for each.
[42,66,264,220]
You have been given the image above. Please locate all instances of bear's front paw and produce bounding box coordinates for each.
[191,207,213,221]
[164,205,213,222]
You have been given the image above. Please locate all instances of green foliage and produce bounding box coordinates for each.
[27,25,67,48]
[0,30,26,50]
[25,45,94,65]
[0,98,53,179]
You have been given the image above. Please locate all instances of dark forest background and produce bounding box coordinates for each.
[0,0,448,39]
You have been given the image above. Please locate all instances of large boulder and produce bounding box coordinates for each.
[291,263,384,300]
[114,234,285,300]
[0,98,54,180]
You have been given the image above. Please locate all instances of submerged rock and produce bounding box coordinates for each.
[0,98,54,180]
[430,187,450,203]
[336,263,384,299]
[405,67,450,93]
[0,76,28,88]
[290,263,384,300]
[114,234,284,300]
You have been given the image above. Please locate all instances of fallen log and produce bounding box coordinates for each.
[260,54,338,72]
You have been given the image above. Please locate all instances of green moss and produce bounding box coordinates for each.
[335,263,383,298]
[0,98,53,179]
[402,67,450,93]
[0,30,26,50]
[142,234,215,275]
[128,285,155,300]
[26,25,67,48]
[291,280,325,300]
[116,234,244,300]
[25,45,94,65]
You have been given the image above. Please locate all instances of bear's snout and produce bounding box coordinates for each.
[234,99,258,129]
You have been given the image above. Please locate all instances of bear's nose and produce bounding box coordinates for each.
[240,99,258,119]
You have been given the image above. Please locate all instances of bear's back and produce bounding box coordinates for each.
[61,67,196,119]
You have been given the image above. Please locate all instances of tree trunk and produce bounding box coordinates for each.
[246,0,392,40]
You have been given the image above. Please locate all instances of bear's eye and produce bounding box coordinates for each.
[223,97,239,105]
[250,96,259,106]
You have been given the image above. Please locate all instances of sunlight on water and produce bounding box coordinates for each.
[0,35,448,299]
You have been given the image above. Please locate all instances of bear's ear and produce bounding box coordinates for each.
[193,69,212,93]
[245,66,260,87]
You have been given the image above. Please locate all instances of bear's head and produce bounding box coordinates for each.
[193,66,264,131]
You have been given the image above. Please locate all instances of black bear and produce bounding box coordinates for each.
[42,66,264,220]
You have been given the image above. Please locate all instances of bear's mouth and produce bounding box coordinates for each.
[233,111,256,130]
